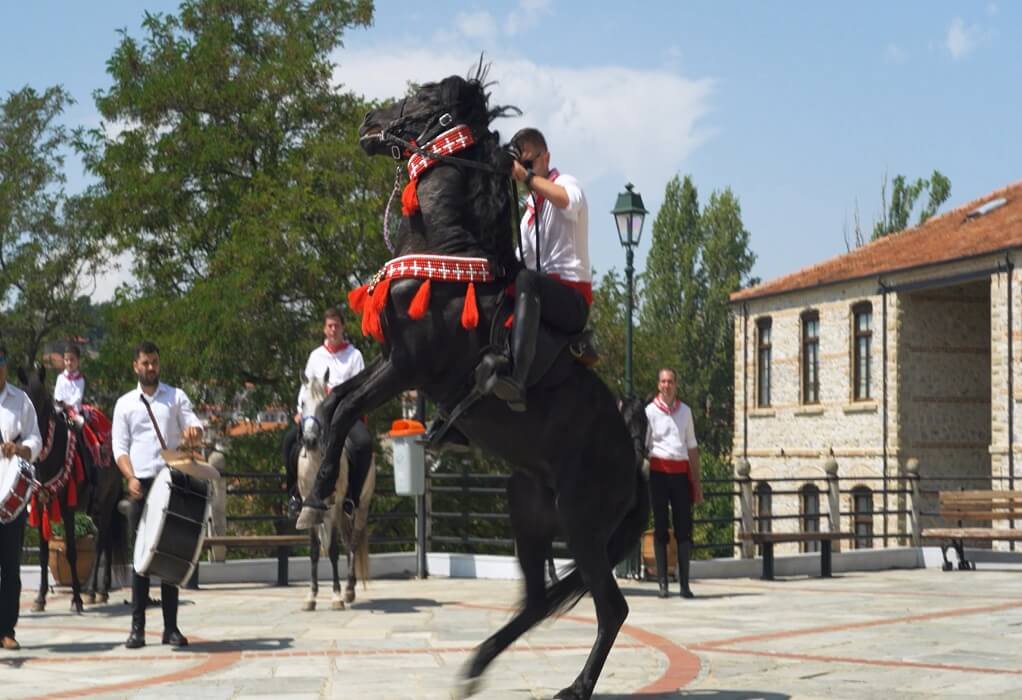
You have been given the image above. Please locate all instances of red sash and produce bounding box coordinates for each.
[649,456,689,474]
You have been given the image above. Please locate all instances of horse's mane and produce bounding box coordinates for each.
[462,59,520,276]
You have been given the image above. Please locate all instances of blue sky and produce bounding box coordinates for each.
[3,1,1020,298]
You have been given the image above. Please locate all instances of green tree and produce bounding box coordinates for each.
[0,86,103,367]
[75,0,391,413]
[872,170,952,240]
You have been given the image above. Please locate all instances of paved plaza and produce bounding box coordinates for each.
[3,565,1022,699]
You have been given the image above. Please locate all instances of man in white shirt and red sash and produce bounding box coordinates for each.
[645,368,702,598]
[490,127,592,411]
[282,307,371,518]
[0,344,43,651]
[112,341,203,649]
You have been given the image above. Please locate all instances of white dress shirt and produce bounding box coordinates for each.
[296,344,365,415]
[0,383,43,462]
[519,171,591,283]
[645,399,699,461]
[112,382,203,479]
[54,371,85,411]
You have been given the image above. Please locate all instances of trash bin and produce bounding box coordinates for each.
[388,419,427,496]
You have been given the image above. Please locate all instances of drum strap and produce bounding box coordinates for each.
[139,394,168,450]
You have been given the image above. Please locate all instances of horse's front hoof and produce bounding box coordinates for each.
[331,598,345,611]
[302,600,316,612]
[71,599,84,615]
[554,682,591,700]
[452,674,482,700]
[344,587,355,604]
[98,592,109,604]
[84,592,96,605]
[31,601,45,613]
[295,505,325,529]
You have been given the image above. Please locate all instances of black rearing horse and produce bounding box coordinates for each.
[297,63,649,700]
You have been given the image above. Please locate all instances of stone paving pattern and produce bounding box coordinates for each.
[3,568,1022,698]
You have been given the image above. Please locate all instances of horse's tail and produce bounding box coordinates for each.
[338,456,375,586]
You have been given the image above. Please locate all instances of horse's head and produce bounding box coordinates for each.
[299,370,330,449]
[359,73,493,158]
[18,363,53,436]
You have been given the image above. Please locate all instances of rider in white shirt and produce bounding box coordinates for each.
[490,127,593,412]
[282,308,370,517]
[53,344,85,413]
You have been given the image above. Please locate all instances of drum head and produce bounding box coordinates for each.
[0,456,20,494]
[160,449,219,481]
[133,469,174,574]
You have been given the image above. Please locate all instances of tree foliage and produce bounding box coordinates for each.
[76,0,392,412]
[0,86,102,366]
[872,170,951,240]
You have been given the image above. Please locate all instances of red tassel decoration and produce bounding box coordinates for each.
[362,277,391,343]
[401,181,420,217]
[461,282,480,330]
[504,314,514,329]
[42,509,52,541]
[348,285,369,314]
[28,494,40,527]
[408,279,431,319]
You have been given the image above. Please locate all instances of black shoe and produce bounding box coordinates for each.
[491,376,527,412]
[287,494,303,519]
[657,581,669,599]
[680,586,695,599]
[125,627,145,649]
[162,629,189,647]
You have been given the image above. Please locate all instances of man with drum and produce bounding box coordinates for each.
[282,306,370,518]
[112,341,203,649]
[0,344,43,651]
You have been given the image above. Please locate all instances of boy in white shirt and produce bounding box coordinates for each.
[53,344,85,413]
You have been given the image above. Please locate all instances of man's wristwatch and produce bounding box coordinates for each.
[524,168,535,188]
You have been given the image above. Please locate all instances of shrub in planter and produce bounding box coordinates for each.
[47,512,98,586]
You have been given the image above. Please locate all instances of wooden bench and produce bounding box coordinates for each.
[190,534,310,588]
[921,490,1022,571]
[742,532,853,581]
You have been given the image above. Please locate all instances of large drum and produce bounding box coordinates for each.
[133,468,211,586]
[0,455,35,524]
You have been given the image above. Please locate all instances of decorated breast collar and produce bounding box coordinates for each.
[349,254,495,344]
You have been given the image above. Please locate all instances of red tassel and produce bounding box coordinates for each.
[42,509,52,542]
[348,285,369,314]
[408,279,431,319]
[362,277,391,343]
[461,282,480,330]
[28,494,40,527]
[401,180,420,216]
[504,314,514,328]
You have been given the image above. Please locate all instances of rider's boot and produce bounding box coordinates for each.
[296,453,339,528]
[654,538,670,598]
[491,287,540,412]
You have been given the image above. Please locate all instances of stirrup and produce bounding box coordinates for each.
[491,376,527,412]
[475,353,509,395]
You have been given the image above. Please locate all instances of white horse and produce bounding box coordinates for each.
[297,371,374,610]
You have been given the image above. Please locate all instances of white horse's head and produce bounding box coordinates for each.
[299,369,330,448]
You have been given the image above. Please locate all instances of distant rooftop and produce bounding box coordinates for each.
[732,180,1022,302]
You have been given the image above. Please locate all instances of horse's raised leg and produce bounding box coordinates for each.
[304,529,320,611]
[33,530,48,612]
[328,529,344,610]
[298,358,409,528]
[459,473,563,698]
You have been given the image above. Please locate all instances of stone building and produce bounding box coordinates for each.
[730,181,1022,552]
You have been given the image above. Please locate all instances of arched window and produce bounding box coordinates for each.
[800,484,821,553]
[851,486,874,549]
[801,310,820,404]
[852,302,873,400]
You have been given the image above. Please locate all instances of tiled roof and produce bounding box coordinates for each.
[732,180,1022,302]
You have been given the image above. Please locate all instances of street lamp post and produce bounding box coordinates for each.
[612,183,648,397]
[612,182,648,580]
